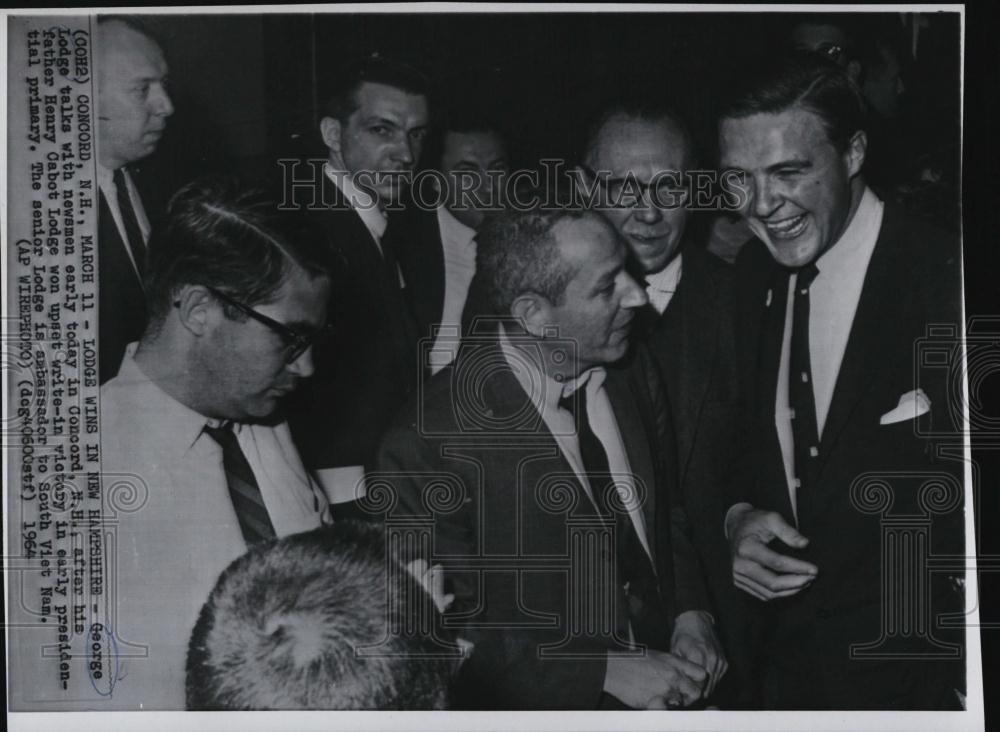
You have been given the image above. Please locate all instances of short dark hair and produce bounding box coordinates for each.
[322,56,430,123]
[186,521,455,710]
[144,176,334,324]
[718,52,868,153]
[472,207,596,317]
[580,99,697,169]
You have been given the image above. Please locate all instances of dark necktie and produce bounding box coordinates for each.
[559,387,668,647]
[203,423,276,545]
[789,264,821,518]
[112,167,147,283]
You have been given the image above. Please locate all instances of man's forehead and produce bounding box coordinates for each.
[98,22,166,70]
[720,107,829,165]
[555,215,620,268]
[353,81,428,124]
[444,131,505,161]
[588,116,688,175]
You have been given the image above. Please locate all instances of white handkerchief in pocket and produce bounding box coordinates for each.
[879,388,931,425]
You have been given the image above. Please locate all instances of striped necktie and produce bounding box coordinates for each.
[112,167,147,282]
[203,423,276,545]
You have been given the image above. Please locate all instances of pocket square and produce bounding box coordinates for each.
[880,388,931,425]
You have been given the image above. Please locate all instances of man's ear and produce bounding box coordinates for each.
[319,116,342,155]
[510,292,551,337]
[174,285,216,337]
[844,129,867,179]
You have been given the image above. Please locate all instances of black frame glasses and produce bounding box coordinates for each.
[578,165,689,209]
[205,286,330,364]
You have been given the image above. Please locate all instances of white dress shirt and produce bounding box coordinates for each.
[72,344,331,709]
[499,326,653,560]
[427,205,478,374]
[97,164,152,278]
[775,187,884,519]
[645,253,683,315]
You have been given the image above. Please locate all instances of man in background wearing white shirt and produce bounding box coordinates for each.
[398,106,511,374]
[96,16,175,383]
[93,177,334,709]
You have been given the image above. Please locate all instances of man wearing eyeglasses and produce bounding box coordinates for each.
[86,177,334,710]
[577,102,742,705]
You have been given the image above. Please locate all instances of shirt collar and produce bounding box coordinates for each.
[644,252,683,294]
[497,324,606,413]
[814,186,883,281]
[112,343,234,454]
[324,163,387,240]
[436,205,477,247]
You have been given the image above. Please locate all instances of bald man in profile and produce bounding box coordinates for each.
[96,16,174,383]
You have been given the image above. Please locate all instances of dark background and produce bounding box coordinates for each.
[107,5,996,723]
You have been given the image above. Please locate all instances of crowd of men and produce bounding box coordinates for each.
[84,14,965,711]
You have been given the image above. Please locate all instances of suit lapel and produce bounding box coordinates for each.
[473,337,597,520]
[758,265,798,521]
[394,205,446,339]
[604,370,658,553]
[659,252,719,484]
[817,213,903,464]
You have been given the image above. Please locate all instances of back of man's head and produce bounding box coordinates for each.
[580,98,695,170]
[718,52,868,153]
[471,206,594,318]
[186,521,454,710]
[144,176,334,328]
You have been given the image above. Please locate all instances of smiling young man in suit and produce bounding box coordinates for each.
[377,206,724,709]
[719,53,964,710]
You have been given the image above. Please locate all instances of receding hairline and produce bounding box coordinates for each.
[584,111,694,168]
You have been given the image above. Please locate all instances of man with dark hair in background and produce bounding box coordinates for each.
[397,103,511,374]
[719,54,964,709]
[287,56,430,509]
[89,177,334,709]
[187,521,458,710]
[378,206,723,709]
[578,101,745,705]
[96,15,174,383]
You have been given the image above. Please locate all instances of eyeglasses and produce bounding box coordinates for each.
[205,286,331,364]
[579,165,689,209]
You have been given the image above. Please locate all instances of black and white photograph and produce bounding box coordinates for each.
[2,4,992,731]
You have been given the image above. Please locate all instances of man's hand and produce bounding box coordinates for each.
[727,505,818,601]
[670,610,727,698]
[603,648,708,709]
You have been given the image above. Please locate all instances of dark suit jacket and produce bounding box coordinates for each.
[394,200,446,344]
[98,184,148,385]
[287,175,420,475]
[732,203,965,709]
[376,331,709,709]
[638,245,749,703]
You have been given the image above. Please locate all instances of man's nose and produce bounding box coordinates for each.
[150,82,174,117]
[632,189,664,224]
[287,346,316,379]
[621,272,649,309]
[393,135,416,165]
[751,177,780,219]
